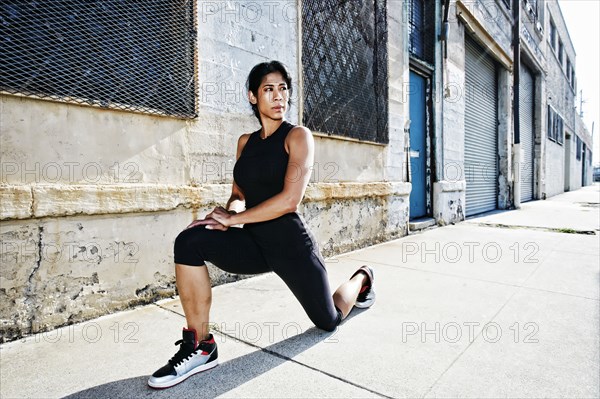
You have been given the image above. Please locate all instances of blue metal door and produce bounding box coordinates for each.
[409,70,427,218]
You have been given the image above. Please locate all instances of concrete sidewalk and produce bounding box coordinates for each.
[1,185,599,398]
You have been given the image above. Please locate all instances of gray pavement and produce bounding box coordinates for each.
[1,185,599,398]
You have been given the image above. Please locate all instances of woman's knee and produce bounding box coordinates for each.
[311,306,342,332]
[173,226,209,266]
[314,317,339,332]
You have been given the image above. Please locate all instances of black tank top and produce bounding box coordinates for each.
[233,120,295,209]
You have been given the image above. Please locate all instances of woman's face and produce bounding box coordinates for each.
[249,71,290,122]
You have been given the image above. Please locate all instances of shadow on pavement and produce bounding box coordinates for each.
[65,309,366,398]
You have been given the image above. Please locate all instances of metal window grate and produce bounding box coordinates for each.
[1,0,197,118]
[407,0,435,65]
[547,105,564,145]
[301,0,388,144]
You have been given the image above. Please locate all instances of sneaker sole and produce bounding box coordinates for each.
[148,358,219,389]
[354,290,376,309]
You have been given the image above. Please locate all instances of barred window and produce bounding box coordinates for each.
[408,0,435,65]
[547,105,563,145]
[301,0,388,144]
[1,1,197,118]
[555,114,563,144]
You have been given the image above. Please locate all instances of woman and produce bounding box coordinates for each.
[148,60,375,389]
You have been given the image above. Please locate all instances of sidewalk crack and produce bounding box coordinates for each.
[213,329,395,399]
[153,303,392,398]
[466,222,597,235]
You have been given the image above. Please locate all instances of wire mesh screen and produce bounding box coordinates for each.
[302,0,388,144]
[408,0,435,65]
[0,0,197,118]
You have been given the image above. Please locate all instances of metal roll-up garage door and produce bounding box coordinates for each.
[464,36,498,216]
[519,63,535,202]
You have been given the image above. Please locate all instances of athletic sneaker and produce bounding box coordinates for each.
[351,265,376,309]
[148,328,218,389]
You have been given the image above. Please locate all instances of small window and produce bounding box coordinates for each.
[576,136,582,160]
[547,105,563,145]
[549,20,556,49]
[547,105,555,141]
[558,40,564,65]
[408,0,435,65]
[526,0,538,18]
[566,59,572,82]
[555,115,563,145]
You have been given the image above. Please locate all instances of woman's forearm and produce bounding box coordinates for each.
[230,193,296,225]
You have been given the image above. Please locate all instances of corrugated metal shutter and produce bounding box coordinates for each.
[519,64,535,202]
[464,36,498,216]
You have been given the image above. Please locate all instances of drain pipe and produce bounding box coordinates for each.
[512,0,521,208]
[440,0,450,59]
[439,0,450,183]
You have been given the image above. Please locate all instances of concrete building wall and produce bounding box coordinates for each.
[543,0,577,198]
[434,1,468,225]
[571,115,595,189]
[0,1,411,342]
[567,136,582,191]
[434,0,514,223]
[519,0,547,202]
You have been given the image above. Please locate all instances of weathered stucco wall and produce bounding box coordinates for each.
[0,182,410,342]
[0,1,410,342]
[435,1,467,224]
[544,139,565,197]
[567,136,583,191]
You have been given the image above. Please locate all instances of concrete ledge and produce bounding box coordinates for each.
[434,181,466,225]
[303,181,411,201]
[456,0,513,71]
[0,181,412,220]
[436,180,466,193]
[0,185,33,220]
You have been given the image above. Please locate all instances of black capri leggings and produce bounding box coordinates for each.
[174,212,342,332]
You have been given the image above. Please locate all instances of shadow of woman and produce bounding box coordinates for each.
[64,309,367,398]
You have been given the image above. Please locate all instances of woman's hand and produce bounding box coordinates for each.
[186,217,228,231]
[204,206,236,228]
[186,206,237,230]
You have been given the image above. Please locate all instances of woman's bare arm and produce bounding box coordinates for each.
[187,133,250,230]
[225,133,251,213]
[203,126,314,227]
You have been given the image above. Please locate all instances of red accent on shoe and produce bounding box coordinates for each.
[201,334,215,345]
[201,351,209,355]
[359,285,369,294]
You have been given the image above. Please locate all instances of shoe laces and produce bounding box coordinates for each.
[169,339,198,367]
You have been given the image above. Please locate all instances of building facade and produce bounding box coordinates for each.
[0,0,594,341]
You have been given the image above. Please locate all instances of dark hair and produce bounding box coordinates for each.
[246,60,293,125]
